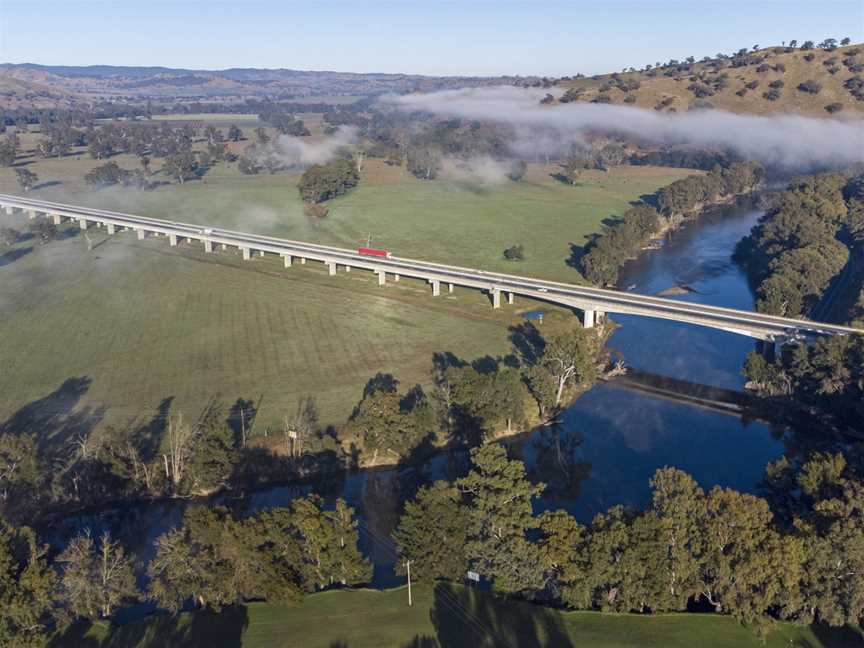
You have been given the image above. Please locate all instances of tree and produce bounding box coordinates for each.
[84,162,127,188]
[27,217,57,245]
[537,510,590,607]
[287,496,371,591]
[298,158,359,203]
[162,152,199,184]
[57,530,137,619]
[457,444,545,593]
[539,328,600,407]
[503,244,524,261]
[559,154,583,185]
[407,147,441,180]
[797,79,823,94]
[0,521,56,648]
[14,168,38,192]
[342,381,433,460]
[228,124,243,142]
[238,155,260,175]
[0,227,20,247]
[394,481,470,582]
[825,102,843,113]
[149,505,301,611]
[649,468,704,610]
[161,414,199,493]
[508,159,527,182]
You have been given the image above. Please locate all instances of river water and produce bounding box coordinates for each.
[45,202,788,591]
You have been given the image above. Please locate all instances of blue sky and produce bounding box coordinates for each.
[1,0,862,76]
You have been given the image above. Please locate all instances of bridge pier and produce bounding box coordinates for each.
[300,257,306,264]
[221,243,228,251]
[204,240,213,253]
[78,218,88,230]
[328,262,336,276]
[394,273,399,282]
[491,289,501,309]
[4,205,12,215]
[107,223,116,235]
[27,209,36,219]
[169,234,178,246]
[431,280,440,296]
[258,249,265,258]
[507,292,514,305]
[241,247,250,260]
[345,265,351,273]
[449,283,454,293]
[377,271,386,286]
[136,228,145,240]
[282,254,292,268]
[52,213,61,225]
[582,309,595,328]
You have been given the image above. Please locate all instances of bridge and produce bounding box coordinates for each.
[2,193,861,351]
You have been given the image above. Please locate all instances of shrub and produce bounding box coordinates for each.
[623,94,637,103]
[824,103,844,113]
[768,79,785,89]
[803,53,816,62]
[503,244,525,261]
[763,88,782,101]
[687,83,714,98]
[797,79,823,94]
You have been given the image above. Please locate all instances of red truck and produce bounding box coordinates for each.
[357,247,392,259]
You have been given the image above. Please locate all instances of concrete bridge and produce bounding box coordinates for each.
[2,193,861,351]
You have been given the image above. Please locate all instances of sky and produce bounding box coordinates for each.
[1,0,862,77]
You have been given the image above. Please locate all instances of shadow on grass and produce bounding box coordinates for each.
[0,245,32,266]
[431,582,573,648]
[49,605,249,648]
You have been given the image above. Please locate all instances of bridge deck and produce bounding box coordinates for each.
[2,193,861,342]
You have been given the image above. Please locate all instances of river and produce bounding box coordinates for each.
[44,201,789,593]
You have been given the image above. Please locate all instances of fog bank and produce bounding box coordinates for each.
[385,86,864,170]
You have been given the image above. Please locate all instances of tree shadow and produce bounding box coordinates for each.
[0,376,103,453]
[430,582,573,648]
[49,604,250,648]
[810,622,864,648]
[0,245,32,267]
[508,322,546,366]
[401,636,438,648]
[363,372,399,397]
[33,180,64,190]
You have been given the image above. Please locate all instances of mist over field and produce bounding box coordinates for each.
[252,126,360,168]
[385,86,864,170]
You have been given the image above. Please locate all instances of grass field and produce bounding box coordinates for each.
[0,143,693,430]
[53,582,858,648]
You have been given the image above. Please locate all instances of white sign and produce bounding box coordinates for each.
[287,430,297,439]
[467,571,480,582]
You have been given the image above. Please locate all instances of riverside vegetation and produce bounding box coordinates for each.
[737,170,864,431]
[3,441,862,645]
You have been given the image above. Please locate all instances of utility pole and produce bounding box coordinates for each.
[405,560,412,607]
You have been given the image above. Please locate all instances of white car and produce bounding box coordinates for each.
[538,288,548,293]
[202,228,213,235]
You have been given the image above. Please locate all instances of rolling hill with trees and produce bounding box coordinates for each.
[555,39,864,116]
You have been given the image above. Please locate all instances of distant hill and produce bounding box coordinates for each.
[556,43,864,117]
[0,63,537,107]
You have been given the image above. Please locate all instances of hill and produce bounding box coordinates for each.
[557,43,864,117]
[0,63,536,107]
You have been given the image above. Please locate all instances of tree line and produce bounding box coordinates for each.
[738,170,864,430]
[0,322,605,526]
[394,443,864,637]
[0,495,370,645]
[579,162,765,285]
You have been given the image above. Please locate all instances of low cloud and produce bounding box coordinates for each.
[439,156,513,185]
[384,86,864,170]
[254,126,359,169]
